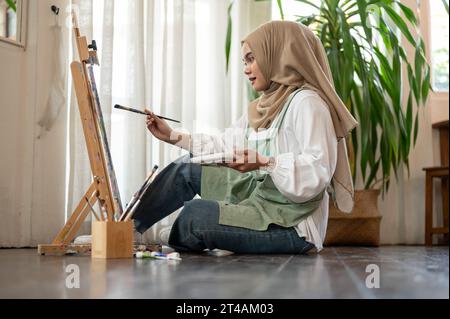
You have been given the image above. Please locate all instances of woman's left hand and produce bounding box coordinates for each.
[221,149,270,173]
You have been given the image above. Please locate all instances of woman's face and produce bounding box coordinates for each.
[242,42,269,92]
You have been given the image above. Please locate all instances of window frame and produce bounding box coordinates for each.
[420,0,449,123]
[0,0,28,49]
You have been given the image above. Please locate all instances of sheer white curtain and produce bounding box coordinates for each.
[66,0,271,243]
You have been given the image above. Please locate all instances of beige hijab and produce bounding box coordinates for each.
[242,21,359,213]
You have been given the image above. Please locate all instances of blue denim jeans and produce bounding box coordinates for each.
[133,155,315,254]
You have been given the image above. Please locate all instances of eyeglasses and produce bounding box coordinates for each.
[242,54,255,67]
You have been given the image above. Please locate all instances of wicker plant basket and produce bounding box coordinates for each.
[324,189,382,246]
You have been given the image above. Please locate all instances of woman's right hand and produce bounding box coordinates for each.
[145,109,173,143]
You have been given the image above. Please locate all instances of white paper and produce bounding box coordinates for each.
[190,153,234,164]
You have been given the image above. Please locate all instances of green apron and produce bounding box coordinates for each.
[201,89,325,231]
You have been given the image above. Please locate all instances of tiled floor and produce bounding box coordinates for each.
[0,246,448,299]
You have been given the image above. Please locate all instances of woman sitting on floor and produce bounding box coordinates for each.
[133,21,358,254]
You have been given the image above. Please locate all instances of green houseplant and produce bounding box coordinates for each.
[226,0,434,245]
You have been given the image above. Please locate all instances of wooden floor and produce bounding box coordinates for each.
[0,246,448,299]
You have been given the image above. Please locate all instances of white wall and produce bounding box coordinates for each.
[0,0,69,247]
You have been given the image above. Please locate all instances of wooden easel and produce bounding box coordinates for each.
[38,12,124,255]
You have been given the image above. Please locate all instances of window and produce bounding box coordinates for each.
[0,0,16,40]
[429,0,449,92]
[0,0,27,47]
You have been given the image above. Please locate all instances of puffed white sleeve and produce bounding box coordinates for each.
[189,113,248,156]
[270,95,338,203]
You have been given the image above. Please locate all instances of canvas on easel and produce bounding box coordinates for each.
[38,12,129,256]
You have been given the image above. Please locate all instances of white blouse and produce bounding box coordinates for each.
[189,90,338,251]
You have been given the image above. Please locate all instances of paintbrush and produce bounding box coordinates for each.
[124,166,159,222]
[119,165,159,222]
[114,104,181,123]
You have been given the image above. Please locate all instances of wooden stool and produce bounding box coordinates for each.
[423,120,449,246]
[423,166,449,245]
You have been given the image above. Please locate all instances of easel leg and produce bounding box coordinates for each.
[63,191,99,245]
[52,182,97,245]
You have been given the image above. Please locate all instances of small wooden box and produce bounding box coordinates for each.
[92,221,134,259]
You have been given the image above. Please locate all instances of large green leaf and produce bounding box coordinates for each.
[421,65,431,104]
[225,1,234,73]
[277,0,285,20]
[379,2,416,45]
[336,7,354,104]
[407,64,419,106]
[442,0,449,14]
[413,111,420,146]
[403,93,413,166]
[398,2,417,25]
[414,41,425,102]
[356,0,373,43]
[365,159,381,189]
